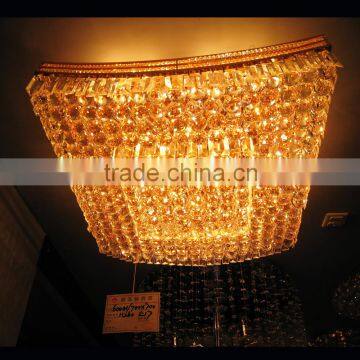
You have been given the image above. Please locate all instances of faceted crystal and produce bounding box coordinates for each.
[27,37,340,265]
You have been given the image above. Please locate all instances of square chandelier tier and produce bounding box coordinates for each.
[27,35,341,265]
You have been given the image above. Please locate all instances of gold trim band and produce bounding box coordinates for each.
[37,35,330,77]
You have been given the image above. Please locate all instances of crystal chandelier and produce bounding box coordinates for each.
[27,35,340,265]
[311,330,360,347]
[133,260,307,347]
[333,273,360,320]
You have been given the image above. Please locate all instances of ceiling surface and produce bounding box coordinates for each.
[1,17,360,342]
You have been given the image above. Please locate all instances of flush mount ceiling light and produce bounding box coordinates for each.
[27,35,340,266]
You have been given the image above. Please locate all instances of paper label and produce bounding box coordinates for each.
[103,292,160,333]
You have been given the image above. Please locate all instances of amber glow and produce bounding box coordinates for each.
[27,35,340,265]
